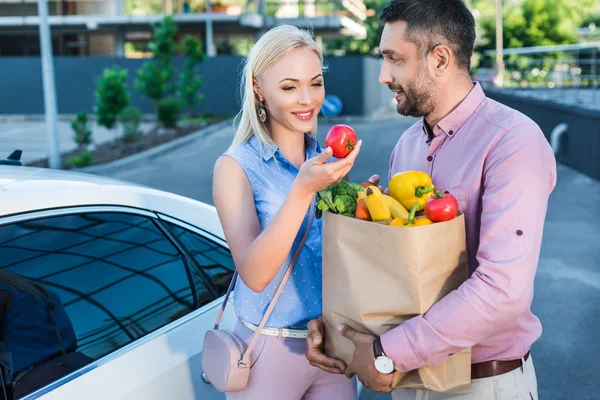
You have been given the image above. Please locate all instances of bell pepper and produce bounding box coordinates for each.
[388,205,433,227]
[425,191,459,222]
[388,171,435,216]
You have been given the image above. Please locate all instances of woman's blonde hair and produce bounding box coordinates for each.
[230,24,324,152]
[0,270,50,301]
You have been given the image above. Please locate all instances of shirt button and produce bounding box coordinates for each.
[427,156,433,162]
[516,230,523,236]
[448,130,454,135]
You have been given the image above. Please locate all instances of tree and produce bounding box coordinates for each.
[135,15,178,105]
[179,35,206,115]
[476,0,597,52]
[323,0,386,56]
[94,66,130,129]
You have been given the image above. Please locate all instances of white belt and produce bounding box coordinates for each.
[241,320,308,339]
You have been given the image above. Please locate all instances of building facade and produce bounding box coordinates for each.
[0,0,367,56]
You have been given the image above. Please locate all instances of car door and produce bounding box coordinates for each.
[0,206,236,400]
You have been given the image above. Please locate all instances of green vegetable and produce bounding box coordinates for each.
[315,180,363,219]
[331,180,364,198]
[333,195,356,215]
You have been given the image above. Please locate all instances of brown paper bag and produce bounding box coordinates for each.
[322,211,471,392]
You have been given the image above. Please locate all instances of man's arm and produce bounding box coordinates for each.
[381,123,557,372]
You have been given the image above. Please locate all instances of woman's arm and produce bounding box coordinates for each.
[213,156,315,292]
[213,144,360,293]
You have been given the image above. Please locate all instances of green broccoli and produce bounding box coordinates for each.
[350,182,365,193]
[332,195,357,215]
[317,199,330,212]
[315,181,363,218]
[317,188,335,210]
[331,180,365,198]
[331,180,354,197]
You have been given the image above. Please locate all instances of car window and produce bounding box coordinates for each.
[0,212,214,397]
[163,222,235,296]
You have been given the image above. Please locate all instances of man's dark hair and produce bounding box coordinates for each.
[379,0,476,71]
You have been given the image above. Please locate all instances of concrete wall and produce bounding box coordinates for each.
[485,89,600,181]
[0,55,378,117]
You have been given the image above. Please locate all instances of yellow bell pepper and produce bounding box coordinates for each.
[388,207,433,228]
[414,217,433,226]
[388,171,435,215]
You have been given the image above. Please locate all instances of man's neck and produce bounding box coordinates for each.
[425,77,474,127]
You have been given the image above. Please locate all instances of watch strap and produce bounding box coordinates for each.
[373,336,386,358]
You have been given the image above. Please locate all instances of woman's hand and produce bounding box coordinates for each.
[294,140,362,198]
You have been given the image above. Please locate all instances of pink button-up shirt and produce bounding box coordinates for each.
[380,82,557,371]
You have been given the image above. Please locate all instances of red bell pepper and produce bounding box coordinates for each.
[424,191,459,222]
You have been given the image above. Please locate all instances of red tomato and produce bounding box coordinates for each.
[324,124,357,158]
[424,192,459,222]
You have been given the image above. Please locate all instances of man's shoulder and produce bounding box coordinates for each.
[477,96,541,135]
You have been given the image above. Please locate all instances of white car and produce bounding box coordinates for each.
[0,164,237,400]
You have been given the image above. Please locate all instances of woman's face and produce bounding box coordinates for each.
[256,47,325,136]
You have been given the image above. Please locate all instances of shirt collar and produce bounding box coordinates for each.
[249,133,320,161]
[422,82,485,140]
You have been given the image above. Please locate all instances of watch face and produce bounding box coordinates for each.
[374,356,395,374]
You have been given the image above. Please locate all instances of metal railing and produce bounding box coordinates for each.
[478,42,600,112]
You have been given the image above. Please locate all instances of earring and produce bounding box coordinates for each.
[258,103,267,123]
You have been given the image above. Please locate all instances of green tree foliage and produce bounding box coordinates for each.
[323,0,386,55]
[179,35,206,114]
[135,16,178,103]
[94,66,130,129]
[474,0,598,51]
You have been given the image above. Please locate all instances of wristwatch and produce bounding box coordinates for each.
[373,336,395,374]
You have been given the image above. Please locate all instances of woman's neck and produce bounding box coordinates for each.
[269,123,307,168]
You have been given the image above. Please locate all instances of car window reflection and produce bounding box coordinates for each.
[0,212,213,398]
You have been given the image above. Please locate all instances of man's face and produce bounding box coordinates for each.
[378,21,437,118]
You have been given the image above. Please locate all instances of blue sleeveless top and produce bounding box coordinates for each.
[0,284,77,383]
[224,133,324,329]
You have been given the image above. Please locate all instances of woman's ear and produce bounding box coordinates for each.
[253,79,264,102]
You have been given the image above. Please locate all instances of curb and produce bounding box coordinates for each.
[0,114,158,123]
[71,113,398,175]
[76,118,233,174]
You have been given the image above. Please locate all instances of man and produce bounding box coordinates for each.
[306,0,557,398]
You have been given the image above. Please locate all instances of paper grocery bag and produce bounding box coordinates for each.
[322,212,471,392]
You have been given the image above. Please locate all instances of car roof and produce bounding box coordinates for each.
[0,166,224,240]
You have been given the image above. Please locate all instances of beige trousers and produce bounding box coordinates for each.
[392,356,538,400]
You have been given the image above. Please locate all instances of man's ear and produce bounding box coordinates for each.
[430,44,452,76]
[253,79,264,102]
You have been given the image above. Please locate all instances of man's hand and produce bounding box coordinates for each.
[367,174,390,195]
[306,317,347,374]
[338,324,395,392]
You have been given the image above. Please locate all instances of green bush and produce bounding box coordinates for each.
[135,16,178,104]
[119,107,142,142]
[157,98,181,128]
[70,112,92,148]
[65,151,93,169]
[94,66,130,129]
[179,35,206,114]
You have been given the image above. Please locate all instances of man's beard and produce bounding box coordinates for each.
[391,66,436,117]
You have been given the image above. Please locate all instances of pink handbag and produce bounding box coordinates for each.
[202,208,314,392]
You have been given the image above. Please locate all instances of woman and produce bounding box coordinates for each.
[212,25,361,399]
[0,270,82,398]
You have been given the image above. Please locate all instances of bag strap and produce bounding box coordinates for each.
[214,205,315,366]
[0,365,9,400]
[45,302,69,367]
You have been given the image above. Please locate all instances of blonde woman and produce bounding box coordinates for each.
[212,25,360,399]
[0,270,79,397]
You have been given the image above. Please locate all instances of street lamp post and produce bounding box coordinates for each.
[206,0,216,57]
[495,0,505,87]
[37,0,61,169]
